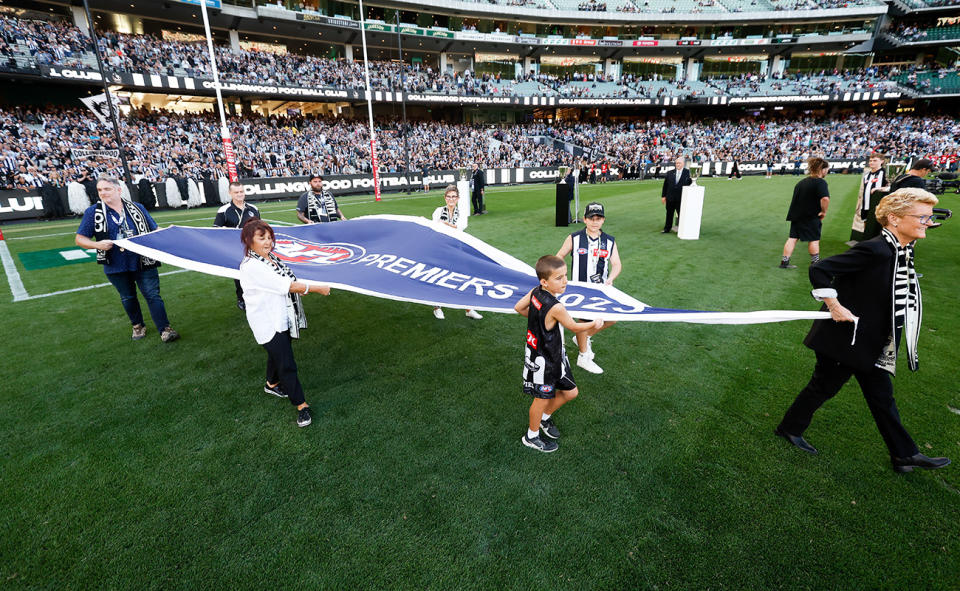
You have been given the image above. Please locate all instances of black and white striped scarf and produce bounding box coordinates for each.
[94,200,159,269]
[247,250,308,339]
[438,204,459,226]
[308,190,340,223]
[876,228,921,374]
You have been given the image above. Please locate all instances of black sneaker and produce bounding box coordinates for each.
[264,382,287,398]
[778,262,797,269]
[522,434,558,453]
[540,417,560,440]
[237,298,246,311]
[297,407,312,428]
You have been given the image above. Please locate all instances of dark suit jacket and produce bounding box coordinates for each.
[661,167,692,202]
[471,168,485,194]
[803,236,897,372]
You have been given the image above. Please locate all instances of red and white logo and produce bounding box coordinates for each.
[526,330,538,349]
[593,249,609,258]
[272,237,365,265]
[531,295,542,310]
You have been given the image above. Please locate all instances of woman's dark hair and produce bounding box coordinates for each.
[240,219,274,257]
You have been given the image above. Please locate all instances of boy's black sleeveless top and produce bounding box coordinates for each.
[523,286,566,387]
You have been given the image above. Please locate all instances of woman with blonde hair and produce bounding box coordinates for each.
[775,188,950,473]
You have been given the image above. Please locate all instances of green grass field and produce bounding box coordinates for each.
[1,175,958,589]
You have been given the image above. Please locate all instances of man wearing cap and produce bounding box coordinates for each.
[889,158,934,192]
[297,174,348,224]
[556,201,621,375]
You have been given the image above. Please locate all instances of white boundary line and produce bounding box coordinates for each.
[0,239,29,301]
[9,269,190,302]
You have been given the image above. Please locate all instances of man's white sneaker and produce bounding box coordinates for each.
[433,307,445,320]
[465,309,483,320]
[577,353,603,374]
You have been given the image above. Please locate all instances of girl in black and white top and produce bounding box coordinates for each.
[238,219,330,427]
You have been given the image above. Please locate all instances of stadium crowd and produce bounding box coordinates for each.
[0,14,932,101]
[535,114,960,170]
[0,106,573,190]
[3,105,958,191]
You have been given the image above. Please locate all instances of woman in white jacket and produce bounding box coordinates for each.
[238,219,330,428]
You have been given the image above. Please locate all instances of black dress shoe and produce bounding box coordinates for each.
[774,426,818,455]
[237,298,246,311]
[660,229,670,234]
[891,453,950,473]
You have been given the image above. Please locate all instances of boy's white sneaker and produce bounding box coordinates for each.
[433,307,445,320]
[577,353,603,374]
[465,309,483,320]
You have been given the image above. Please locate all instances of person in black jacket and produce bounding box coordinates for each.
[775,188,950,473]
[889,158,934,192]
[471,162,486,215]
[660,157,691,233]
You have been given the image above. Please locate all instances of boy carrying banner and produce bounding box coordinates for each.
[514,255,603,453]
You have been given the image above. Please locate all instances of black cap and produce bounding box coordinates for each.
[309,173,323,181]
[584,202,605,218]
[911,158,936,171]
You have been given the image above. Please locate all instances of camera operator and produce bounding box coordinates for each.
[890,158,935,192]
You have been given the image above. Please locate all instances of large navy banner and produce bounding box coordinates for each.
[116,215,828,323]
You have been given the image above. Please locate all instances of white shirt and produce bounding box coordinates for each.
[239,256,293,345]
[431,205,467,231]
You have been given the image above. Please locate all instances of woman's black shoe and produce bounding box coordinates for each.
[891,453,950,473]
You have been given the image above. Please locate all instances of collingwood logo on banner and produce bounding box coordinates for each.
[79,93,128,125]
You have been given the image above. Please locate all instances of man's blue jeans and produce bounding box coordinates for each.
[106,268,170,331]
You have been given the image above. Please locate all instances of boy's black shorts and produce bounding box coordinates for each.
[523,358,577,399]
[789,218,822,242]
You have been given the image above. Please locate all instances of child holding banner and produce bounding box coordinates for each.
[515,255,603,453]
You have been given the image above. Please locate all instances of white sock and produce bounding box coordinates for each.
[527,428,539,440]
[541,413,551,421]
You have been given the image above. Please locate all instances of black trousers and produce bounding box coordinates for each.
[262,331,306,406]
[234,279,244,300]
[472,190,484,214]
[778,352,918,458]
[664,198,681,231]
[862,207,882,240]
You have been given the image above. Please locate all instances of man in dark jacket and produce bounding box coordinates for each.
[660,157,691,233]
[471,162,486,215]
